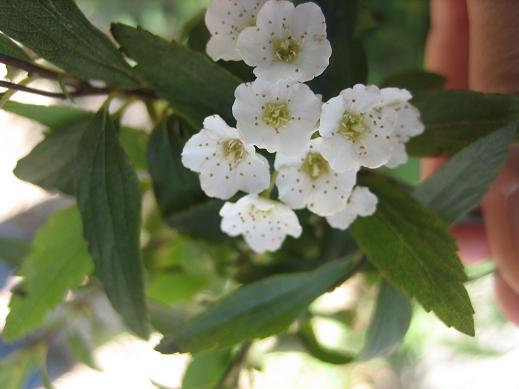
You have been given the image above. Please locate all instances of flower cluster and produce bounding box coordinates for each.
[182,0,425,253]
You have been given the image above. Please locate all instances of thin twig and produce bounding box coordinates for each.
[0,53,62,80]
[216,342,252,389]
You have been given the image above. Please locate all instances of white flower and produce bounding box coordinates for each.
[318,84,398,172]
[205,0,268,61]
[233,79,321,156]
[182,115,270,200]
[380,87,425,168]
[220,194,302,253]
[326,186,378,230]
[236,0,332,82]
[275,138,357,217]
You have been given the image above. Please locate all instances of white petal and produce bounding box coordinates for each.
[291,2,327,38]
[276,166,311,209]
[380,87,412,105]
[386,142,408,168]
[293,38,332,82]
[305,169,357,216]
[356,134,395,168]
[319,135,360,172]
[319,96,346,136]
[395,104,425,138]
[236,153,271,194]
[207,36,242,62]
[236,27,272,67]
[253,61,301,83]
[276,126,312,156]
[350,186,378,216]
[342,84,383,113]
[203,115,239,139]
[255,0,295,36]
[181,130,220,172]
[326,210,358,230]
[199,159,240,199]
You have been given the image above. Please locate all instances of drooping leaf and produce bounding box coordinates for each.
[76,106,149,338]
[0,32,31,62]
[409,90,519,157]
[3,208,93,342]
[182,350,233,389]
[147,273,210,306]
[350,176,474,336]
[414,123,517,224]
[0,351,38,389]
[0,236,30,268]
[111,24,240,128]
[156,258,359,354]
[305,0,368,98]
[381,70,446,92]
[359,281,412,360]
[0,0,140,88]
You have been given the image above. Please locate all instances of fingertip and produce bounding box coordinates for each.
[495,273,519,326]
[421,156,448,180]
[451,223,491,264]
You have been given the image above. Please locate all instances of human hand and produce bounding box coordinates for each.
[425,0,519,324]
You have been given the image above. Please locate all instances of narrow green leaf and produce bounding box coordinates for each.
[359,281,412,360]
[0,0,140,87]
[414,123,517,224]
[182,350,233,389]
[350,177,474,336]
[381,70,446,92]
[305,0,368,98]
[1,97,92,129]
[0,236,30,268]
[0,32,31,62]
[76,107,150,338]
[67,332,99,370]
[3,208,93,342]
[111,24,240,127]
[0,352,37,389]
[409,90,519,156]
[156,258,359,354]
[148,273,210,305]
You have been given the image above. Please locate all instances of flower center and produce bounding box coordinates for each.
[273,38,300,63]
[249,204,273,222]
[338,112,370,142]
[262,102,291,130]
[302,152,329,179]
[223,139,246,164]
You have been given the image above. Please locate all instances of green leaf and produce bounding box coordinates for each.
[167,200,226,239]
[409,90,519,156]
[0,0,140,88]
[14,111,146,196]
[76,106,149,338]
[0,32,31,62]
[414,123,517,224]
[67,332,99,370]
[148,273,210,305]
[3,208,93,342]
[182,350,233,389]
[306,0,368,98]
[0,236,30,268]
[350,177,474,336]
[156,258,359,354]
[297,321,354,365]
[381,70,446,92]
[111,24,240,128]
[1,98,92,129]
[359,281,412,360]
[15,121,85,195]
[0,351,37,389]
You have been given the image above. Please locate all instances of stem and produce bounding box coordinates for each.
[216,342,252,389]
[0,75,36,108]
[262,170,279,199]
[113,97,138,120]
[0,53,156,100]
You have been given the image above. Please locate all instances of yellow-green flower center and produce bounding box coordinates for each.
[273,38,300,63]
[338,112,370,142]
[223,139,246,164]
[302,152,329,179]
[262,102,291,130]
[248,204,273,222]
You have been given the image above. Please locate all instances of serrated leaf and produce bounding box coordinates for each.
[0,32,31,62]
[414,123,517,224]
[182,350,233,389]
[156,258,359,354]
[359,281,412,360]
[67,332,99,370]
[76,106,149,338]
[3,208,93,342]
[111,24,240,128]
[0,0,140,88]
[409,90,519,157]
[350,177,474,336]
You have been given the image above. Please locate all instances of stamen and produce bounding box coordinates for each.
[338,112,370,142]
[302,152,329,179]
[262,102,291,130]
[273,37,300,63]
